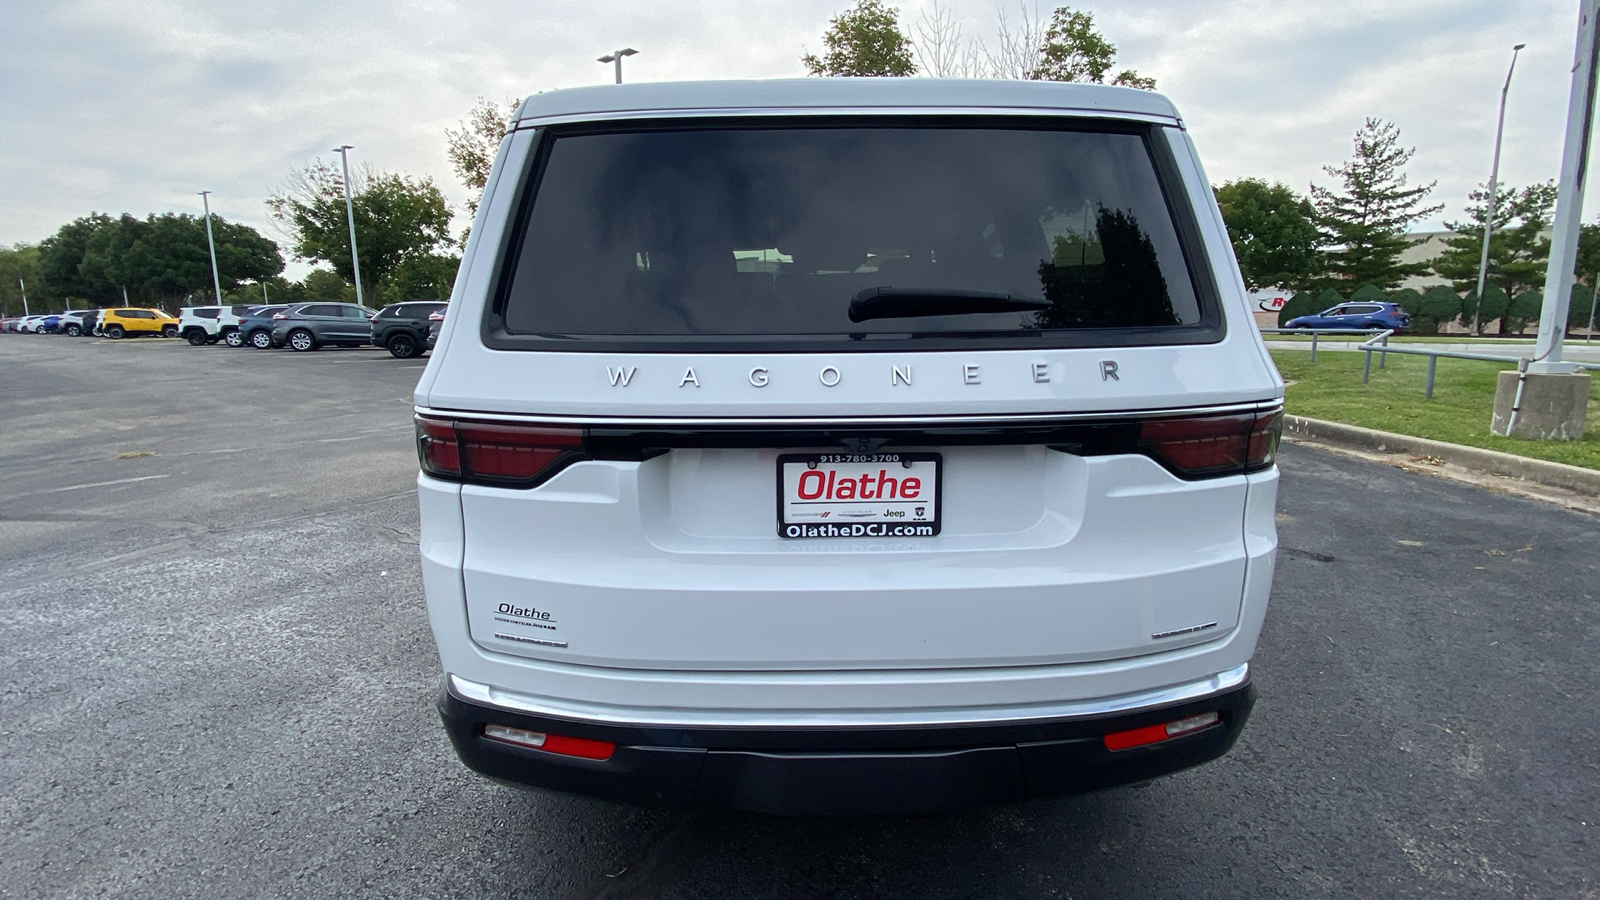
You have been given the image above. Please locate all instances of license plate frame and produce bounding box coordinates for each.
[776,452,942,539]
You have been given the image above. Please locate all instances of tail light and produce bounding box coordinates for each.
[1137,410,1281,479]
[416,415,586,487]
[483,724,615,760]
[1103,711,1220,752]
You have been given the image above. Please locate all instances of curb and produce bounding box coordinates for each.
[1283,415,1600,498]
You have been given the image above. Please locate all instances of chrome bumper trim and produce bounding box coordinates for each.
[446,663,1250,730]
[413,402,1283,429]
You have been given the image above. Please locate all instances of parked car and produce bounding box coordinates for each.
[99,307,180,339]
[56,310,96,336]
[425,307,446,351]
[35,314,63,333]
[238,305,290,349]
[270,302,379,351]
[178,305,256,346]
[79,309,103,337]
[17,315,49,333]
[371,300,446,358]
[1285,301,1410,331]
[417,80,1283,815]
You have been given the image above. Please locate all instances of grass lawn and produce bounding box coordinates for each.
[1264,333,1563,345]
[1270,349,1600,470]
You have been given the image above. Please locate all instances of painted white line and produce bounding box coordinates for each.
[43,474,171,493]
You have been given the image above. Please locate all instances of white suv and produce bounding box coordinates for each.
[178,305,255,346]
[416,79,1283,815]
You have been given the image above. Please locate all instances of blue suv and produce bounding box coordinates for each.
[1286,301,1410,331]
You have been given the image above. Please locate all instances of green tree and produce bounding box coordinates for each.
[1348,283,1388,302]
[381,252,460,304]
[1412,285,1463,334]
[1214,179,1321,291]
[446,97,520,220]
[267,160,454,302]
[803,0,918,77]
[37,213,118,304]
[1387,286,1423,329]
[1570,280,1600,331]
[1429,182,1556,303]
[0,243,42,316]
[79,213,281,306]
[1461,284,1510,334]
[1505,290,1543,335]
[299,267,357,301]
[1029,7,1154,88]
[1310,118,1442,290]
[1277,290,1321,326]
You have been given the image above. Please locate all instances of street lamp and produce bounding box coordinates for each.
[597,47,638,84]
[1472,42,1526,336]
[199,191,224,307]
[333,145,365,307]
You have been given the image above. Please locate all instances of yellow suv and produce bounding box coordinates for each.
[99,307,180,339]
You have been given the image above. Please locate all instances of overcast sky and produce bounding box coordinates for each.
[1,0,1593,278]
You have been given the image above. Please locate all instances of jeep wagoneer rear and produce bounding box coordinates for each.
[416,79,1282,815]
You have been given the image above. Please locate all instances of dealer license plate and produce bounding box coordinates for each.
[776,453,942,539]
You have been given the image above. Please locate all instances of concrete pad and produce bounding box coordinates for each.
[1490,371,1590,440]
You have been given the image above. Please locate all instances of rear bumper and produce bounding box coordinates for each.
[438,667,1254,815]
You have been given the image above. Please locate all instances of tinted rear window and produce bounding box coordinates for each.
[493,122,1215,350]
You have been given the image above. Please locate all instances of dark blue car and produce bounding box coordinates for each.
[1286,301,1410,331]
[237,305,289,349]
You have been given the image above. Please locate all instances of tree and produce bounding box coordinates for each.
[803,0,918,77]
[37,213,118,304]
[1413,285,1464,334]
[381,252,460,304]
[1349,283,1388,302]
[1030,7,1154,89]
[1214,179,1322,291]
[1505,290,1542,335]
[1429,181,1556,300]
[1277,290,1321,326]
[446,97,520,219]
[267,160,454,302]
[1460,284,1510,334]
[0,243,41,316]
[300,267,356,301]
[78,213,281,307]
[911,2,1153,87]
[1310,118,1442,290]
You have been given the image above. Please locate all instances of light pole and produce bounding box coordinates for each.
[18,278,28,316]
[199,191,225,307]
[1472,43,1526,336]
[597,48,638,84]
[333,145,365,307]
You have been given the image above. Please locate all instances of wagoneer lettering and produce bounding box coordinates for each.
[417,78,1281,816]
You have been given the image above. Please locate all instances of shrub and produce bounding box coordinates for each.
[1413,285,1463,334]
[1505,290,1543,335]
[1277,291,1321,326]
[1348,283,1388,301]
[1461,284,1510,334]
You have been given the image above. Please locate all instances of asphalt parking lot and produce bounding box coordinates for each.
[1,336,1595,899]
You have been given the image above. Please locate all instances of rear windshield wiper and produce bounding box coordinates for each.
[848,287,1053,323]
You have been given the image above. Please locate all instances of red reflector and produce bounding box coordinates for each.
[1138,410,1282,479]
[415,416,584,486]
[483,724,614,760]
[1104,711,1221,751]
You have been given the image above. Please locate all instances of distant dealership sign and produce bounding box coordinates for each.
[1251,292,1286,313]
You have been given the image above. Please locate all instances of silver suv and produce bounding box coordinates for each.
[270,302,378,351]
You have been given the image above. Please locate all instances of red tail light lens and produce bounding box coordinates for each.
[1137,409,1282,479]
[415,416,585,487]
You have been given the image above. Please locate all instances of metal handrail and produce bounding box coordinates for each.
[1349,330,1599,399]
[1258,327,1388,363]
